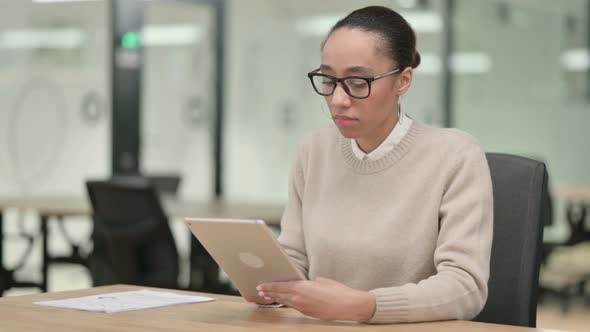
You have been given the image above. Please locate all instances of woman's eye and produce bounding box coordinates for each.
[348,79,367,88]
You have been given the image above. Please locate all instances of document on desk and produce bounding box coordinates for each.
[34,289,215,313]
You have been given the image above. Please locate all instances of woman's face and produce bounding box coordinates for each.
[321,28,409,144]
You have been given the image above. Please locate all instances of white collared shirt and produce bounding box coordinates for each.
[351,112,413,161]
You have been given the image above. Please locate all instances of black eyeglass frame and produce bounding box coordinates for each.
[307,68,401,99]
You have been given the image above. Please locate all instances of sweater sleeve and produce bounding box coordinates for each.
[366,142,493,324]
[277,145,309,278]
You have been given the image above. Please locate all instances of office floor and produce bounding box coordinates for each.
[2,213,589,332]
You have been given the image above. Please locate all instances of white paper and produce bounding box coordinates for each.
[257,303,285,308]
[34,289,215,313]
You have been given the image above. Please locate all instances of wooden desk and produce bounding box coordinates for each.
[555,186,590,203]
[0,285,558,332]
[0,196,284,294]
[0,196,285,223]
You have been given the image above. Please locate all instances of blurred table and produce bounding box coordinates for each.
[0,196,284,222]
[555,186,590,203]
[0,284,559,332]
[0,196,284,294]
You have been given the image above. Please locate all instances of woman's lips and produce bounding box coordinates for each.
[333,116,358,127]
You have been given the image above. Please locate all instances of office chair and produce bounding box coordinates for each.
[86,180,179,288]
[473,153,548,327]
[0,213,41,295]
[49,174,181,272]
[111,174,182,195]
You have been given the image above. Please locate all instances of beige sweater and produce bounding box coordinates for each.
[278,120,493,324]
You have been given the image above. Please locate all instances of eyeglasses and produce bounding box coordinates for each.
[307,68,401,99]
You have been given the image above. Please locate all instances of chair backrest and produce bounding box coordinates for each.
[86,180,179,288]
[474,153,548,327]
[111,174,182,195]
[147,175,182,194]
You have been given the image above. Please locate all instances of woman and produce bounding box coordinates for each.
[251,6,493,324]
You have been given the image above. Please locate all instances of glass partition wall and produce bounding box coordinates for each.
[2,0,586,228]
[0,0,110,294]
[223,0,447,204]
[0,0,110,197]
[452,0,590,240]
[141,0,217,201]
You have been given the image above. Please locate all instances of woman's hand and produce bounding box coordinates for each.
[256,277,376,321]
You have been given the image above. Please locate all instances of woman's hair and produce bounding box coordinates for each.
[323,6,421,69]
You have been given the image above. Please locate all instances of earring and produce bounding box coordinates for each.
[398,102,403,125]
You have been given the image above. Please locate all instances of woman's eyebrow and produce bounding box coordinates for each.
[345,66,373,75]
[319,64,373,75]
[319,64,333,72]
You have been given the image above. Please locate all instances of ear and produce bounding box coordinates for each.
[395,67,413,97]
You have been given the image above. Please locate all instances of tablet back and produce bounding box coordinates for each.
[184,218,305,296]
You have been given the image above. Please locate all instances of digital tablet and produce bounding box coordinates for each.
[184,217,305,297]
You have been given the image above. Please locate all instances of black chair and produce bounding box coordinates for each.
[111,174,182,195]
[49,174,181,272]
[474,153,548,327]
[86,180,179,288]
[0,213,41,295]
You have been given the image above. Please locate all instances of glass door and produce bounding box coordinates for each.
[141,0,217,201]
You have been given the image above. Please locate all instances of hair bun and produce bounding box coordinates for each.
[411,50,421,69]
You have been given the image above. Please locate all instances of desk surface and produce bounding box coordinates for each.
[0,285,558,332]
[555,186,590,202]
[0,196,284,225]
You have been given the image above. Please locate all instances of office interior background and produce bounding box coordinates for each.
[0,0,589,330]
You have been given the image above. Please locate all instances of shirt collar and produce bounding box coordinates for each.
[351,112,413,161]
